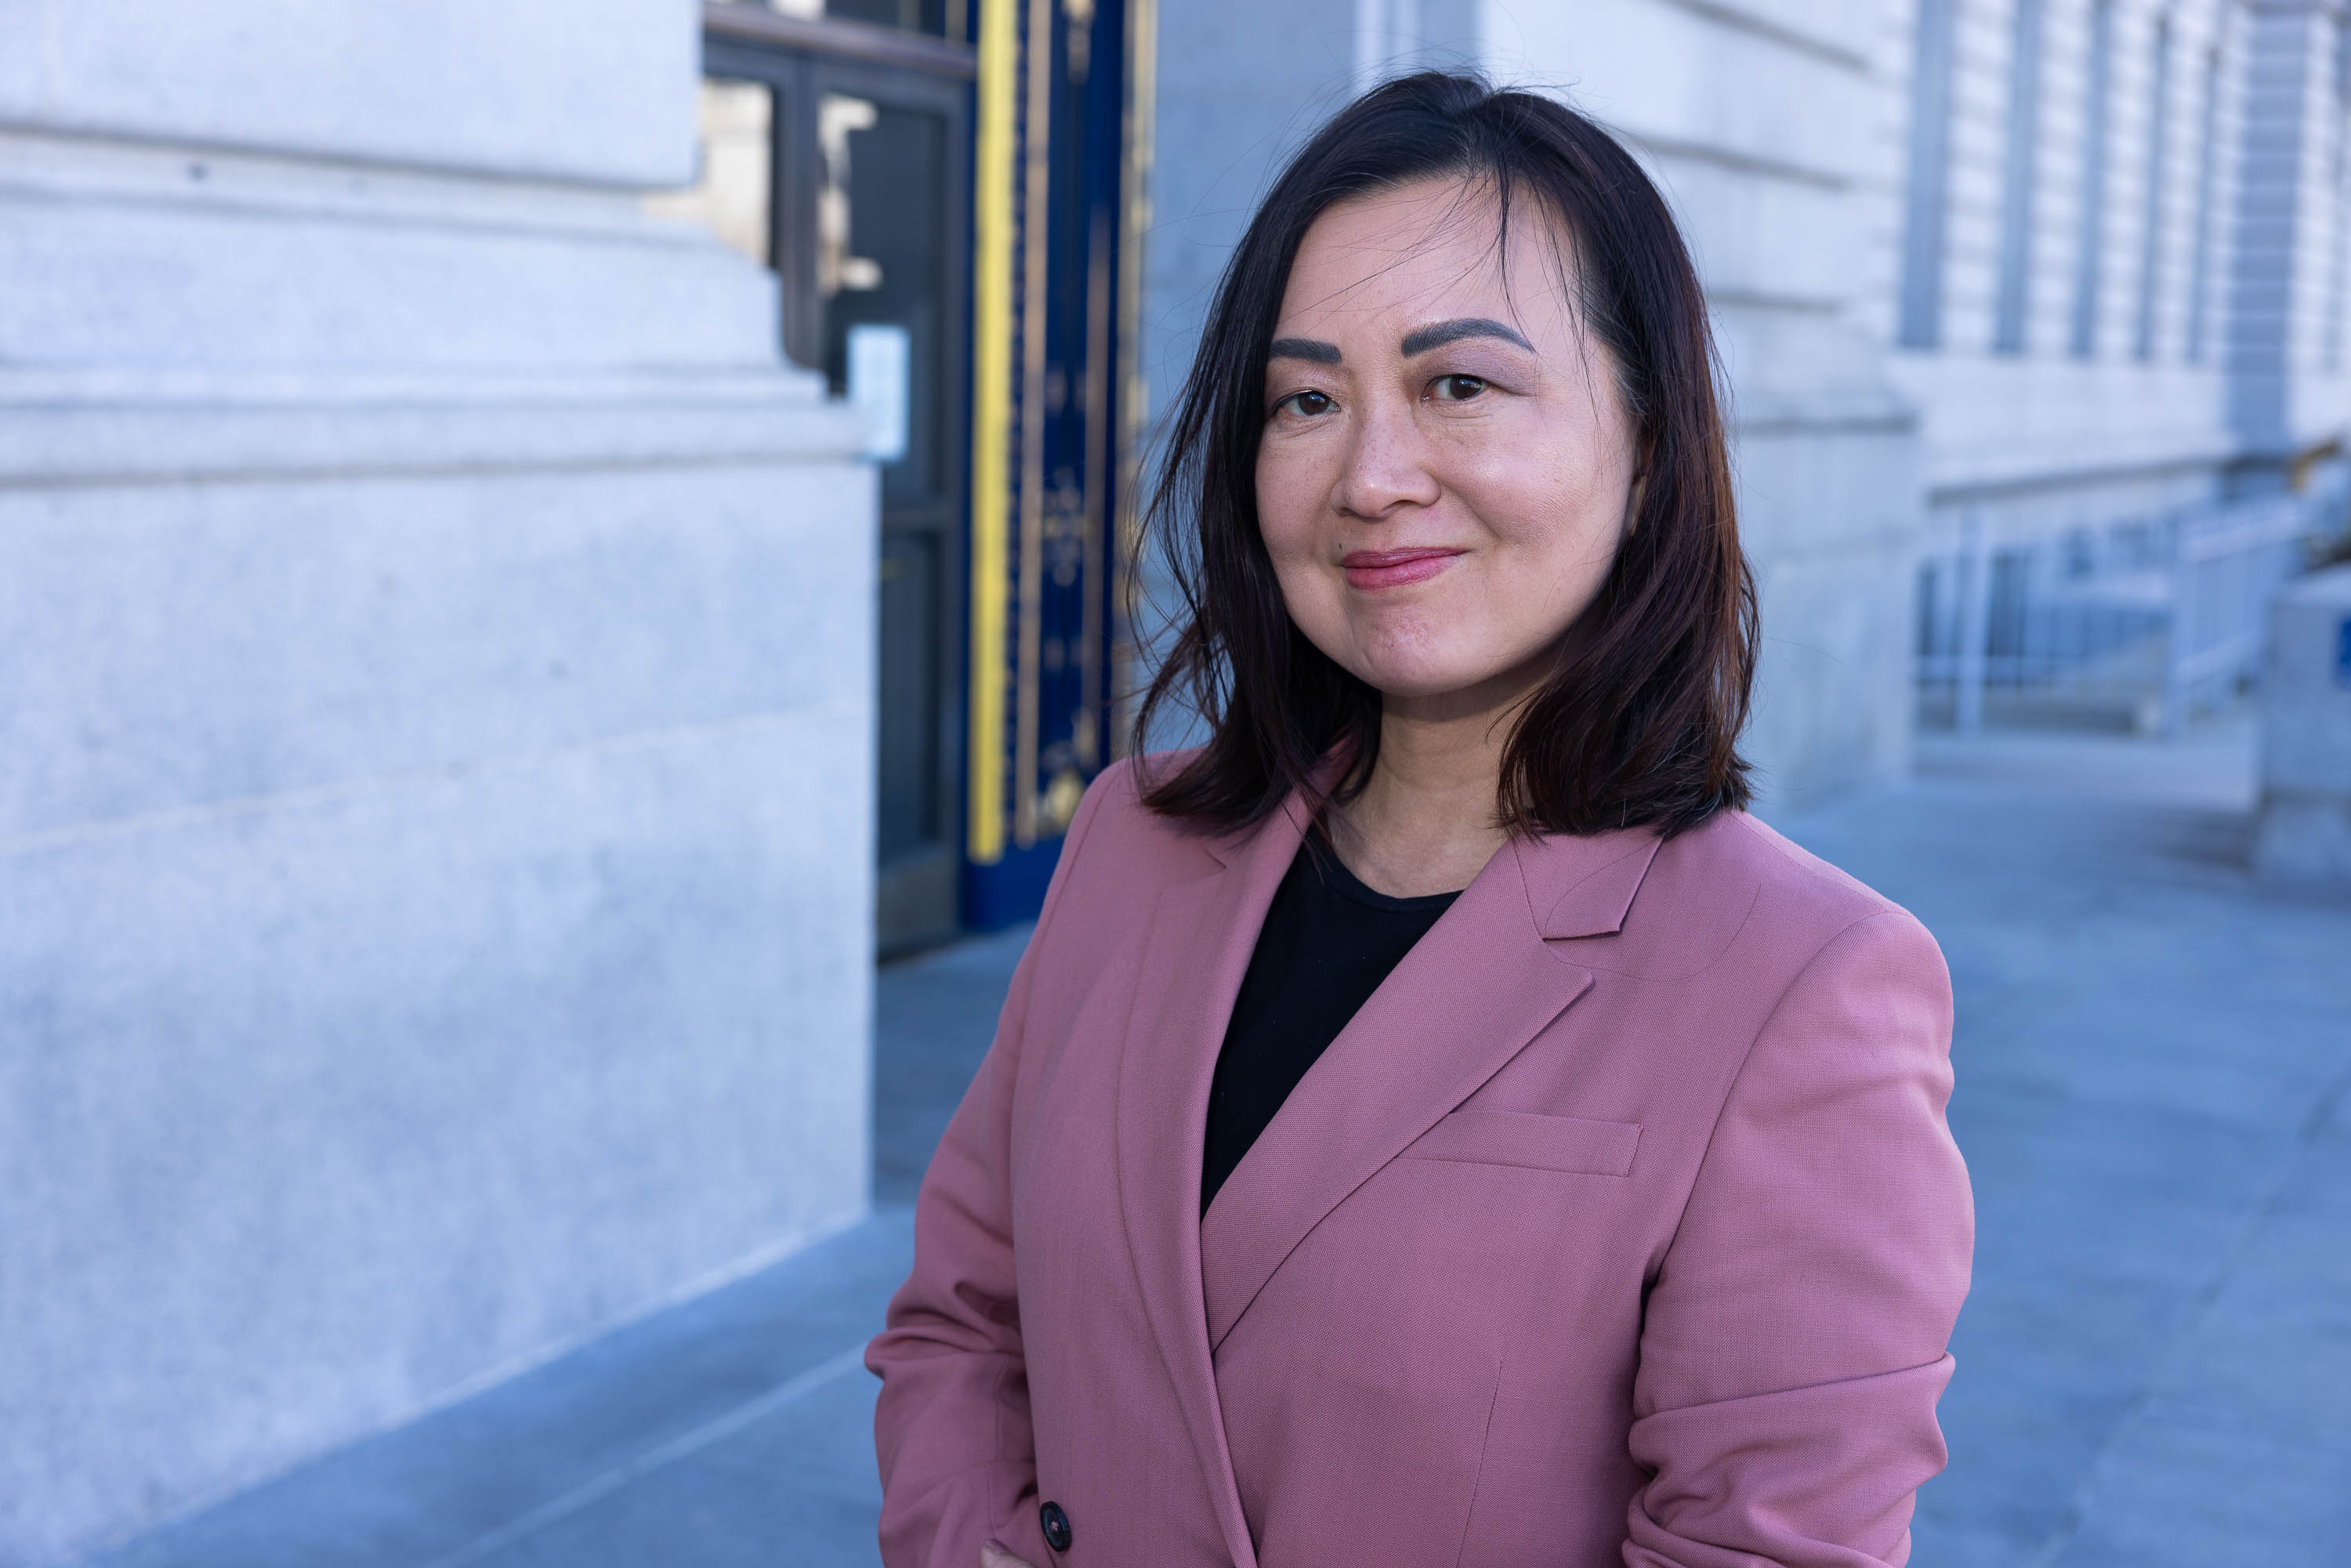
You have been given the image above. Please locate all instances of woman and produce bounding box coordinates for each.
[869,73,1972,1568]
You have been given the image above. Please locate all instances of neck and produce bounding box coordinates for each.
[1326,672,1536,899]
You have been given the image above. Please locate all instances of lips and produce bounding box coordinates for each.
[1341,546,1465,591]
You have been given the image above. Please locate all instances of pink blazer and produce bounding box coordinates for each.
[869,759,1972,1568]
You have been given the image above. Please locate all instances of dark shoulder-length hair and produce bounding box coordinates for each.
[1132,70,1756,838]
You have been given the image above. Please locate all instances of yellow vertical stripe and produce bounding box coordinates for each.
[967,0,1018,865]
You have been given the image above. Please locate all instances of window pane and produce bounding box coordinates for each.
[820,96,949,505]
[877,531,942,859]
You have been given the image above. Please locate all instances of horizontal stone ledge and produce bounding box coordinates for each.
[1726,386,1918,437]
[1922,439,2247,502]
[0,192,785,372]
[0,373,871,486]
[2,363,830,405]
[0,0,697,190]
[0,127,703,248]
[0,701,872,863]
[1644,0,1875,73]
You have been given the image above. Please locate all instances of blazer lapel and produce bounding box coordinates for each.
[1111,801,1309,1568]
[1197,826,1662,1352]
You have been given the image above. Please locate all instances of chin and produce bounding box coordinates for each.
[1314,612,1522,701]
[1341,628,1562,704]
[1349,658,1490,701]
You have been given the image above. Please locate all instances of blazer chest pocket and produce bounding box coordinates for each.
[1400,1110,1642,1177]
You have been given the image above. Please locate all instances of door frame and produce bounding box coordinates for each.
[703,6,976,954]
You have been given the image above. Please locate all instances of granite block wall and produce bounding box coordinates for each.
[0,2,879,1560]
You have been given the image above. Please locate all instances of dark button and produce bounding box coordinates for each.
[1039,1500,1072,1553]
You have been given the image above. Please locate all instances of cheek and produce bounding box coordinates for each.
[1451,437,1630,632]
[1454,418,1621,534]
[1527,407,1627,519]
[1255,449,1347,630]
[1253,446,1324,562]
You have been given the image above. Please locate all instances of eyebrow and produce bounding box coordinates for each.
[1267,337,1342,364]
[1400,317,1534,356]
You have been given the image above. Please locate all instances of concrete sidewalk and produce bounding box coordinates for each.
[1795,717,2351,1567]
[95,718,2351,1567]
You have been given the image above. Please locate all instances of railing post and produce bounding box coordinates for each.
[1955,506,1992,733]
[2159,505,2194,735]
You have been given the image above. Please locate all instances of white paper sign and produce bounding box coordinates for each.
[847,323,911,464]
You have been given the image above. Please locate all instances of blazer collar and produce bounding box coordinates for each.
[1193,790,1663,936]
[1515,822,1665,939]
[1193,822,1656,1353]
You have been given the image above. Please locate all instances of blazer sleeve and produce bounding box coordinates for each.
[864,770,1116,1568]
[1624,909,1975,1568]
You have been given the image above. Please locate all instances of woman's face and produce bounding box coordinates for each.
[1255,178,1640,709]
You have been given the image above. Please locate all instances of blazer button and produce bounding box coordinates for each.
[1039,1500,1073,1553]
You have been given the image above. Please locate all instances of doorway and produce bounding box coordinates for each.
[700,4,976,954]
[672,0,1142,953]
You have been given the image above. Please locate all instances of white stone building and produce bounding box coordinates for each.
[1890,0,2351,728]
[2,3,876,1563]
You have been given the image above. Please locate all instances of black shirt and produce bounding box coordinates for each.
[1200,836,1462,1211]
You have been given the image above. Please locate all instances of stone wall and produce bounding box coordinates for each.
[0,3,876,1563]
[1888,0,2244,540]
[1494,0,1925,807]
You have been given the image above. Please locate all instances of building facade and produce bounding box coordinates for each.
[1892,0,2351,502]
[2,3,876,1563]
[1891,0,2351,727]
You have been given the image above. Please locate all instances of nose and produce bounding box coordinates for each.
[1332,393,1440,521]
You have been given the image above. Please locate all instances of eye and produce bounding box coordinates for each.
[1275,389,1335,418]
[1429,374,1488,403]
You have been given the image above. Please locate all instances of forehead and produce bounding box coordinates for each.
[1276,176,1578,335]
